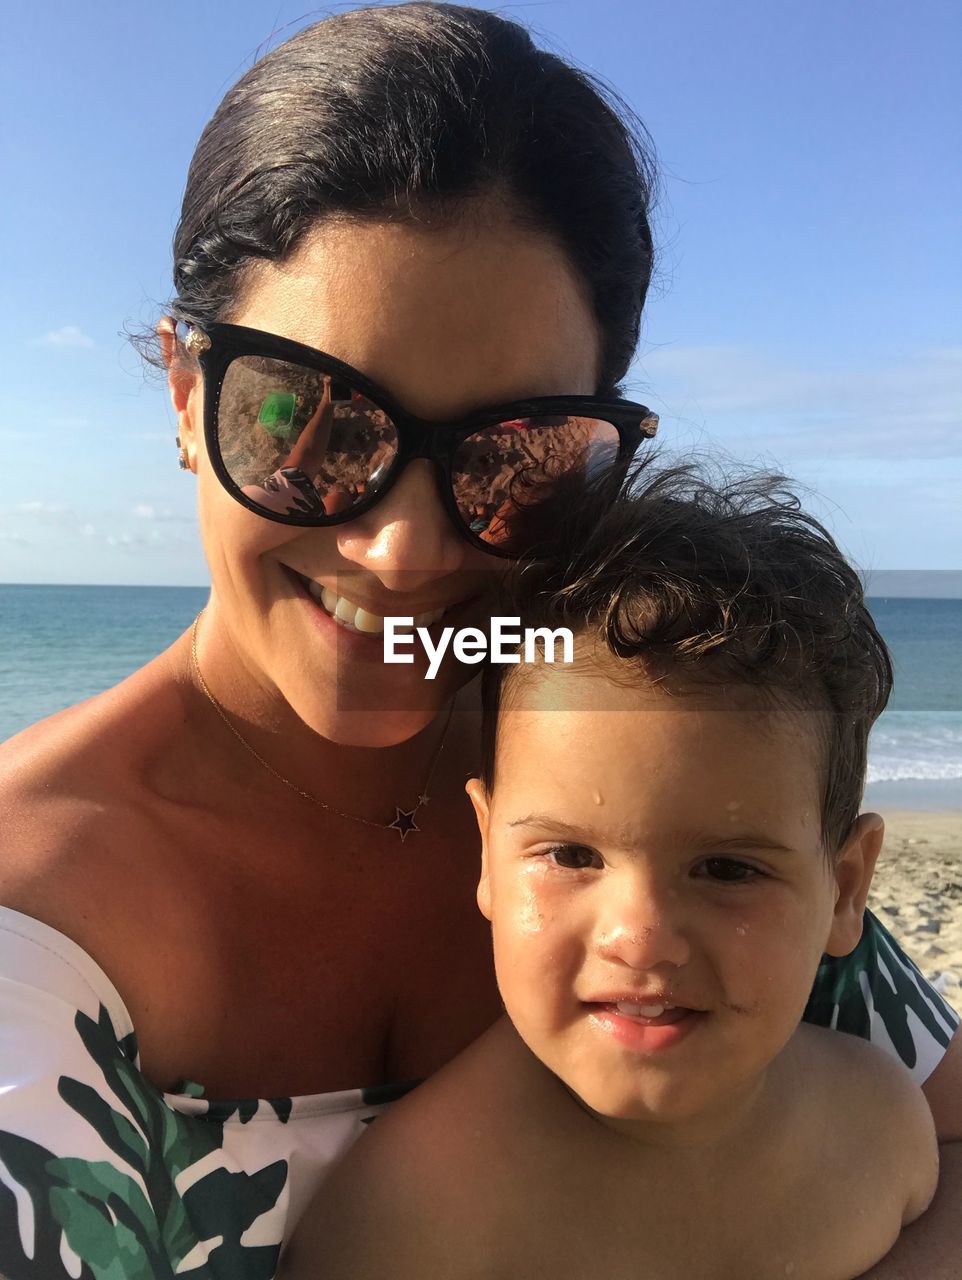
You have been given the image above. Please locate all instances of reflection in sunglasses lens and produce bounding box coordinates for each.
[216,359,629,555]
[218,356,398,518]
[451,417,621,553]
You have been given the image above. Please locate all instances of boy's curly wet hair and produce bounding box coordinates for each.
[480,459,893,853]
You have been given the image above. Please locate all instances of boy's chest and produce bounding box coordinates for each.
[491,1147,902,1280]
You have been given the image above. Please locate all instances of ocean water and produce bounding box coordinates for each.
[0,585,209,739]
[0,586,960,805]
[862,597,962,808]
[865,599,962,784]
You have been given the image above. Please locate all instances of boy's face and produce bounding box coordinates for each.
[468,659,879,1130]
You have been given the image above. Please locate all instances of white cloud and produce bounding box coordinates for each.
[104,528,190,551]
[18,500,64,515]
[33,325,95,349]
[635,345,962,460]
[8,496,193,555]
[129,504,193,525]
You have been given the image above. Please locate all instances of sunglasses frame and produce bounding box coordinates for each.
[188,320,658,557]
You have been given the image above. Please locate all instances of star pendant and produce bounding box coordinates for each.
[389,806,420,842]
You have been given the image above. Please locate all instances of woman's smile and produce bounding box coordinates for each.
[288,569,455,637]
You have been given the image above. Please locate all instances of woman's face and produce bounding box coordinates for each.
[173,213,602,746]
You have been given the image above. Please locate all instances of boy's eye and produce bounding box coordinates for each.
[543,845,603,871]
[698,857,762,884]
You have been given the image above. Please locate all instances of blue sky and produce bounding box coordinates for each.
[1,0,959,586]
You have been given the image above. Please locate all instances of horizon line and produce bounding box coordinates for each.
[3,580,962,600]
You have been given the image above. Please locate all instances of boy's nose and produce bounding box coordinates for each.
[594,886,692,971]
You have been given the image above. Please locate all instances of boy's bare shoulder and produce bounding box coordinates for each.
[791,1021,930,1124]
[788,1023,938,1223]
[282,1019,547,1280]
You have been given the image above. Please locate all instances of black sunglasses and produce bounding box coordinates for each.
[184,320,658,558]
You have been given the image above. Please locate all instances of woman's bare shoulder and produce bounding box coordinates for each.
[0,641,193,940]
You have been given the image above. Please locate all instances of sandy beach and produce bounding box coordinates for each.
[869,810,962,1011]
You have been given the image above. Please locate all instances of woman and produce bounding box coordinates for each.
[0,6,958,1277]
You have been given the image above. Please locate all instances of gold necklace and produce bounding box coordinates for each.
[189,613,455,842]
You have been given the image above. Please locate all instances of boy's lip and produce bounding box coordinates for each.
[586,1003,707,1051]
[583,991,705,1013]
[586,1002,693,1025]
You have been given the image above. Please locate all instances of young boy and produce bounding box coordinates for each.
[283,465,938,1280]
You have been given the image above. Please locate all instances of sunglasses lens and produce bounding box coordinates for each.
[451,416,622,553]
[217,356,399,519]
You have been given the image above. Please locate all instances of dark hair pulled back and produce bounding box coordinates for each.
[171,2,657,391]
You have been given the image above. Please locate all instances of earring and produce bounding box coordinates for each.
[176,435,190,471]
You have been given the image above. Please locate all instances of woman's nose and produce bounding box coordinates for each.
[594,881,692,972]
[335,460,468,592]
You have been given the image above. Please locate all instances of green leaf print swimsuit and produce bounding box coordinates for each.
[0,910,413,1279]
[0,906,957,1279]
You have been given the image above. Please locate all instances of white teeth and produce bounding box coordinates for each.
[304,580,445,637]
[334,595,357,624]
[616,1002,669,1018]
[413,608,445,628]
[353,607,385,634]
